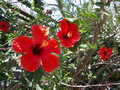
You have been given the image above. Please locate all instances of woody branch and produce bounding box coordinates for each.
[73,0,108,77]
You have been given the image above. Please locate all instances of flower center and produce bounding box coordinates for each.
[2,24,5,28]
[33,45,43,55]
[63,35,68,39]
[104,52,107,55]
[63,32,72,39]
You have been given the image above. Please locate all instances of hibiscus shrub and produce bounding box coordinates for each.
[0,0,120,90]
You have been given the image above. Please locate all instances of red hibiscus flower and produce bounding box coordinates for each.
[57,19,81,47]
[98,46,112,60]
[12,25,60,72]
[0,21,9,32]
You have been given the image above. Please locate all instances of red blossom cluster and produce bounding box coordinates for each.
[0,21,9,32]
[11,19,113,72]
[98,46,112,60]
[12,19,81,72]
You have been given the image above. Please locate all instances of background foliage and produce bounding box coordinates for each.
[0,0,120,90]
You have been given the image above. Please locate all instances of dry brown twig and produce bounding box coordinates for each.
[0,47,11,50]
[61,82,120,88]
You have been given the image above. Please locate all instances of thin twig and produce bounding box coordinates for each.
[101,72,115,84]
[88,65,109,84]
[0,47,11,50]
[10,83,21,90]
[61,82,120,88]
[14,55,21,61]
[47,4,59,7]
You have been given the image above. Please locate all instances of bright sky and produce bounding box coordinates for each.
[3,0,106,21]
[5,0,119,21]
[44,0,57,4]
[5,0,59,18]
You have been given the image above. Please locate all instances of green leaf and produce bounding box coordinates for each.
[95,2,104,7]
[114,0,120,1]
[95,8,101,12]
[73,19,80,26]
[69,40,81,52]
[105,2,110,6]
[32,0,44,9]
[64,18,80,27]
[87,42,97,50]
[0,7,4,15]
[80,44,88,48]
[0,72,8,81]
[65,18,75,22]
[92,76,97,79]
[86,12,98,18]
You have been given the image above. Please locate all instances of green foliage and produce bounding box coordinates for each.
[0,0,120,89]
[95,2,104,7]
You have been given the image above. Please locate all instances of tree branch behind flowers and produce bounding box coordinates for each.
[73,0,108,77]
[5,2,34,19]
[88,56,120,84]
[74,15,108,77]
[57,0,65,17]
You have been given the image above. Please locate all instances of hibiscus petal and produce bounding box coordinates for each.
[12,36,33,53]
[57,30,64,40]
[68,23,80,43]
[43,38,60,55]
[70,23,79,32]
[48,38,60,54]
[61,39,74,47]
[57,30,75,47]
[60,19,69,35]
[107,48,112,58]
[32,25,49,44]
[98,46,107,55]
[71,32,80,42]
[101,46,107,51]
[107,54,111,58]
[0,21,9,32]
[101,55,107,60]
[107,48,112,54]
[21,53,41,72]
[41,54,60,72]
[98,50,104,56]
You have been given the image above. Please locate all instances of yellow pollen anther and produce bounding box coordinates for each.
[67,32,72,38]
[41,40,48,48]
